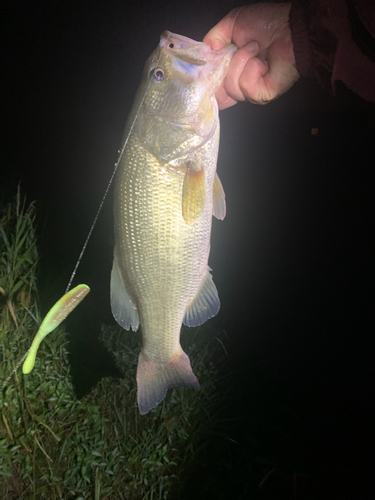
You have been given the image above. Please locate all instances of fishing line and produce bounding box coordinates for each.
[2,352,28,389]
[65,76,155,294]
[3,54,159,390]
[3,88,150,390]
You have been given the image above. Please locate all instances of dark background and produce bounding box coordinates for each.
[2,0,375,498]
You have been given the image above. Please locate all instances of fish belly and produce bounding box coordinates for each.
[113,129,219,414]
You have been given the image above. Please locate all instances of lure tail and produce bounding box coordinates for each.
[22,284,90,374]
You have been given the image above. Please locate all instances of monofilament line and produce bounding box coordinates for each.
[3,58,157,391]
[2,351,28,389]
[65,78,154,294]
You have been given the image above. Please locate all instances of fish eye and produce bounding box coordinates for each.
[152,68,164,82]
[169,43,174,48]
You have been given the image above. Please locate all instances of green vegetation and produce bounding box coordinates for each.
[0,191,227,499]
[0,189,305,499]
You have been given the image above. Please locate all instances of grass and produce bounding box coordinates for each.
[0,188,307,499]
[0,189,230,499]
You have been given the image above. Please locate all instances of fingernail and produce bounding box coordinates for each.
[244,40,259,55]
[208,37,225,51]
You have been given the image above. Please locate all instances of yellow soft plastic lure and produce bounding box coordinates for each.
[22,284,90,374]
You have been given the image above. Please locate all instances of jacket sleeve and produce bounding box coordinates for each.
[289,0,375,103]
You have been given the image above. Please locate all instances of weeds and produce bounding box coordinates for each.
[0,190,227,499]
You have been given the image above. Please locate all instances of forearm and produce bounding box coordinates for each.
[289,0,375,102]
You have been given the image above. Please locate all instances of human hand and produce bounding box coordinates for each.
[203,3,300,108]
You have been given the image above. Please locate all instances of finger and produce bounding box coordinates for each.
[222,43,263,102]
[239,39,299,104]
[238,57,272,104]
[203,8,241,50]
[215,86,238,110]
[237,58,298,104]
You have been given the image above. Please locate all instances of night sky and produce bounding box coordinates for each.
[3,0,375,497]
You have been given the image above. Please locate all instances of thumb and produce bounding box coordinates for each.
[243,40,259,57]
[203,8,241,50]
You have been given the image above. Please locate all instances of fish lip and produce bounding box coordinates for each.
[160,30,207,51]
[159,30,228,66]
[158,31,237,90]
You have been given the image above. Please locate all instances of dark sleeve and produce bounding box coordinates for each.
[289,0,375,103]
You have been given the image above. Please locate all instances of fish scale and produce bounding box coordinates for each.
[110,31,236,414]
[117,138,211,348]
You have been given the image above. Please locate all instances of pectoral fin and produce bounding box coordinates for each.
[110,253,139,331]
[183,268,220,327]
[182,161,205,224]
[212,173,226,220]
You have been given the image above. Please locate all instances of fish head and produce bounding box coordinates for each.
[137,31,237,161]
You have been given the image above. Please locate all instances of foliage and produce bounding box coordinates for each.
[0,190,227,499]
[0,185,39,336]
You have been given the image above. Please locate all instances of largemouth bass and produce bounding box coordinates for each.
[111,31,236,415]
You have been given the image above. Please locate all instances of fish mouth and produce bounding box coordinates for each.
[158,31,237,95]
[159,30,223,67]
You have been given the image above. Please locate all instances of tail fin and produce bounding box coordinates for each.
[136,350,199,415]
